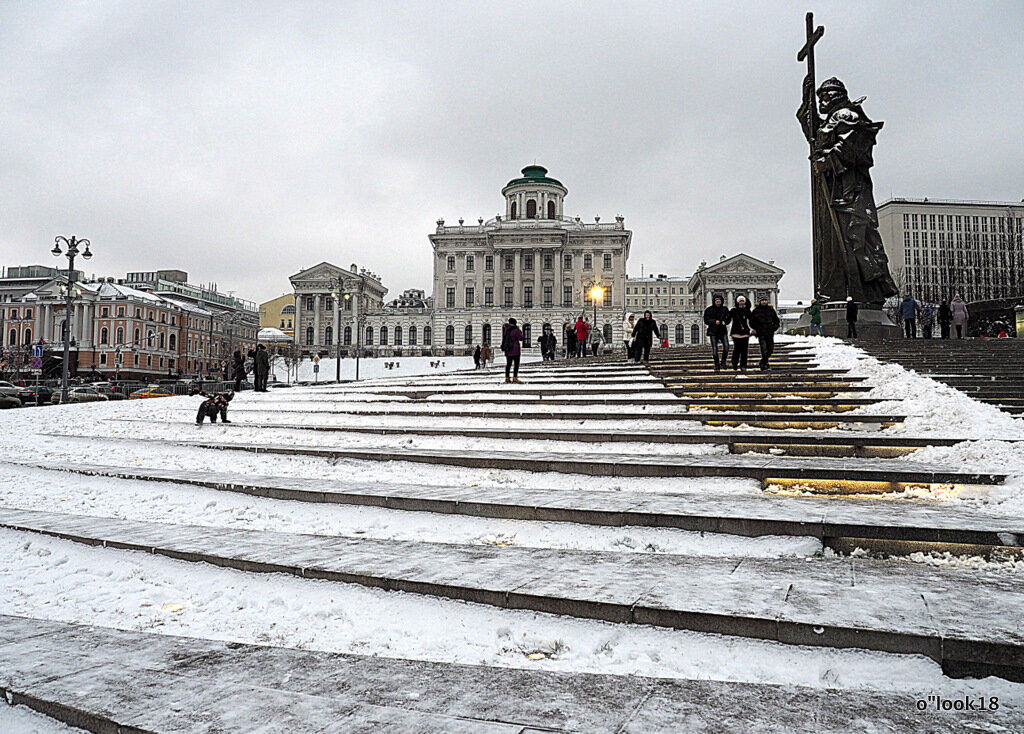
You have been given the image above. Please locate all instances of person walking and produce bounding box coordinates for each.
[729,296,752,372]
[951,296,969,339]
[703,294,731,372]
[749,296,780,372]
[630,310,660,364]
[900,294,921,338]
[845,297,858,339]
[589,326,603,357]
[473,344,482,369]
[480,342,492,367]
[920,306,935,339]
[253,344,271,391]
[622,312,636,360]
[808,298,822,336]
[938,300,953,339]
[500,317,524,383]
[575,316,590,358]
[539,325,557,361]
[564,322,576,360]
[232,350,245,391]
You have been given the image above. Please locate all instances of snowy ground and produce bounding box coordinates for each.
[1,337,1023,706]
[0,704,85,734]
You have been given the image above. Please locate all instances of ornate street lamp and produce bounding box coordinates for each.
[586,280,604,354]
[52,235,92,402]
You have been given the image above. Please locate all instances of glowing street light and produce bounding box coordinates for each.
[52,235,92,403]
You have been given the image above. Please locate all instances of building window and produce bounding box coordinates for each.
[8,329,16,346]
[543,285,552,307]
[306,326,314,345]
[133,328,141,345]
[504,254,514,270]
[100,353,107,366]
[603,253,612,270]
[482,323,491,343]
[524,285,533,308]
[526,199,537,218]
[395,326,402,345]
[524,253,534,270]
[116,327,124,344]
[603,323,613,344]
[522,323,531,344]
[324,326,333,346]
[511,201,518,219]
[100,307,109,317]
[344,326,352,345]
[563,254,572,270]
[445,325,455,345]
[159,333,165,349]
[466,287,474,307]
[485,255,493,271]
[675,324,685,344]
[366,326,373,345]
[563,285,572,306]
[584,254,593,270]
[325,297,333,311]
[380,327,388,345]
[464,324,473,345]
[504,286,513,307]
[691,324,700,344]
[484,287,494,306]
[117,307,124,317]
[100,327,109,345]
[543,253,553,270]
[423,326,431,345]
[447,255,456,271]
[408,326,416,345]
[169,334,176,350]
[305,297,314,311]
[547,200,555,219]
[466,255,474,272]
[446,288,455,309]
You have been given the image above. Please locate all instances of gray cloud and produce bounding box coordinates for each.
[2,0,1022,303]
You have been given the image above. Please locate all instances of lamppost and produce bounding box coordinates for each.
[329,279,347,382]
[52,235,92,402]
[585,280,604,354]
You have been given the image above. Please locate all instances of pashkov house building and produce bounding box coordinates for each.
[290,165,783,358]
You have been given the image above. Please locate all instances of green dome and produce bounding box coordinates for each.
[505,165,564,189]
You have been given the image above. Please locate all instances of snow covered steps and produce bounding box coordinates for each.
[0,615,998,734]
[27,462,1024,550]
[1,508,1021,681]
[125,439,1005,491]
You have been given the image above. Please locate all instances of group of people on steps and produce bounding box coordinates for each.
[702,294,781,373]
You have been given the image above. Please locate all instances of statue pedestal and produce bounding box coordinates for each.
[820,303,900,339]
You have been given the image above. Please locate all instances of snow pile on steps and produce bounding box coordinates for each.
[0,703,86,734]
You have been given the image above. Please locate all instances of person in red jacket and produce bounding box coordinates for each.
[574,316,590,358]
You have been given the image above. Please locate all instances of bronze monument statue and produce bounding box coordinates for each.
[797,12,898,305]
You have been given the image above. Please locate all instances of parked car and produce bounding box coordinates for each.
[15,385,56,406]
[128,385,175,400]
[0,394,20,409]
[51,387,108,404]
[89,382,128,401]
[0,380,23,401]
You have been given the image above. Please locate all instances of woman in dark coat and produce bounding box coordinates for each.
[729,296,752,372]
[232,350,246,391]
[501,317,524,383]
[630,310,661,364]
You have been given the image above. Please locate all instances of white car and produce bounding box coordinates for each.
[51,387,109,404]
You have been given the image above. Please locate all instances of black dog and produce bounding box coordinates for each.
[196,390,234,425]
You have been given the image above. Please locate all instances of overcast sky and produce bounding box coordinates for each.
[2,1,1022,304]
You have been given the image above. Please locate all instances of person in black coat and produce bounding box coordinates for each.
[253,344,271,391]
[232,350,246,391]
[702,294,731,372]
[845,297,859,338]
[538,325,557,361]
[564,322,576,360]
[938,300,952,339]
[728,296,752,371]
[749,297,781,372]
[630,310,660,363]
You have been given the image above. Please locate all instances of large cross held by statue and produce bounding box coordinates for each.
[798,13,824,140]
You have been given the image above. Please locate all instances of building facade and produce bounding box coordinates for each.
[259,293,296,337]
[878,198,1024,303]
[1,267,258,381]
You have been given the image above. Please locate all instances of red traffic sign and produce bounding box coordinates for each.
[30,357,43,370]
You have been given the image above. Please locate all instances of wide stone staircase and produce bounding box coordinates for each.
[1,342,1023,731]
[857,337,1024,416]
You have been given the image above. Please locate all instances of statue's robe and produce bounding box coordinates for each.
[811,102,898,304]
